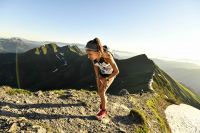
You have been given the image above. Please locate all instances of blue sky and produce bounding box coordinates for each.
[0,0,200,63]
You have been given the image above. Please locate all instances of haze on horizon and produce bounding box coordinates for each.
[0,0,200,64]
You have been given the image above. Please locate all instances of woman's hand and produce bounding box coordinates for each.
[96,76,107,90]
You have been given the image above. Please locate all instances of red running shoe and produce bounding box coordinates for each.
[96,109,107,120]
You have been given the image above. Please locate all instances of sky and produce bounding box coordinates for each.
[0,0,200,63]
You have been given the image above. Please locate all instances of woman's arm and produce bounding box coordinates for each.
[104,52,119,79]
[93,62,101,88]
[93,64,99,78]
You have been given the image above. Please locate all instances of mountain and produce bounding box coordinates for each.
[0,43,200,132]
[0,37,138,60]
[153,59,200,95]
[0,42,148,94]
[0,37,42,53]
[0,37,86,54]
[153,58,200,69]
[0,43,199,110]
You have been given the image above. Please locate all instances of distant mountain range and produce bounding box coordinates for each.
[0,37,85,53]
[0,37,138,57]
[0,37,41,53]
[153,59,200,95]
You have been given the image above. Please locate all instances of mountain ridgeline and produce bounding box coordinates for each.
[0,38,41,53]
[0,43,199,109]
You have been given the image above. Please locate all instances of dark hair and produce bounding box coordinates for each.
[103,45,108,51]
[85,37,101,52]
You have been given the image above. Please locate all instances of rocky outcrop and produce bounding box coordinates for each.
[165,104,200,133]
[0,86,165,133]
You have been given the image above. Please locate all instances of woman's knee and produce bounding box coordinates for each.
[98,77,115,96]
[98,88,105,96]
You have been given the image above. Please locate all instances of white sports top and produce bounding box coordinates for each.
[93,57,113,74]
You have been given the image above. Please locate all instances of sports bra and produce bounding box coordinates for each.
[93,57,113,75]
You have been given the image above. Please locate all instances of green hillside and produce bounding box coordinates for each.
[152,65,200,109]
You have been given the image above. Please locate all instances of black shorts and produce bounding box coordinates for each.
[99,70,113,78]
[99,72,111,78]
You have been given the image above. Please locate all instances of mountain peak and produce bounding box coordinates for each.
[127,54,149,60]
[32,43,84,56]
[10,37,23,42]
[34,43,59,55]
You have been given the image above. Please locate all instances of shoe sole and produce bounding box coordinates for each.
[96,114,107,120]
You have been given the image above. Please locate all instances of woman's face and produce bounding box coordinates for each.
[86,50,100,61]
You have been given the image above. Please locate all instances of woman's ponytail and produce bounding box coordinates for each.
[94,37,105,57]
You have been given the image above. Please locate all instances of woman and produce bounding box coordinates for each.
[85,38,119,120]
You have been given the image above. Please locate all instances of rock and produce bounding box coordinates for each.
[32,125,47,133]
[15,100,20,104]
[79,107,85,114]
[118,127,127,133]
[24,99,33,104]
[68,118,73,123]
[35,91,43,97]
[0,86,12,95]
[53,93,59,98]
[1,105,10,110]
[101,125,107,132]
[48,91,54,95]
[101,117,110,124]
[8,122,18,132]
[119,89,129,96]
[45,91,54,98]
[58,128,65,133]
[79,130,87,133]
[34,109,46,114]
[19,122,26,127]
[66,91,73,97]
[165,104,200,133]
[18,117,28,122]
[129,109,144,124]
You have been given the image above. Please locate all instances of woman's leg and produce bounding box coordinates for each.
[97,77,105,108]
[98,77,115,110]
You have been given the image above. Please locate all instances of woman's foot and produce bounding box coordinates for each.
[96,109,107,120]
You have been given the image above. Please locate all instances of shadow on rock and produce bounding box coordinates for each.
[0,101,86,109]
[0,109,96,120]
[112,110,145,125]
